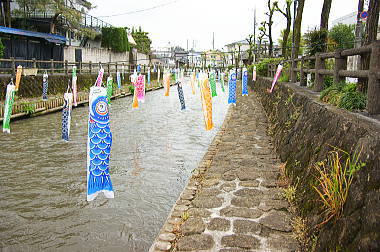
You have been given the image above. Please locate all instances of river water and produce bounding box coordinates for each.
[0,78,229,251]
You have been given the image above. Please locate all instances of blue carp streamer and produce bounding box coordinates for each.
[87,87,114,201]
[228,71,237,104]
[177,82,186,110]
[42,73,48,100]
[242,68,249,96]
[61,92,73,141]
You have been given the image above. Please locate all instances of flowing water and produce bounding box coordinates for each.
[0,78,229,251]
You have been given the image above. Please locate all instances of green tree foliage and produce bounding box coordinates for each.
[304,28,328,55]
[328,24,355,50]
[131,27,152,54]
[101,27,129,52]
[14,0,95,38]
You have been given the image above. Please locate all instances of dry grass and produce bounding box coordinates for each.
[313,147,365,227]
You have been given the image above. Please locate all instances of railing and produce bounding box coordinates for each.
[268,41,380,115]
[0,58,158,76]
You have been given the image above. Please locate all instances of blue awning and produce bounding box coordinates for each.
[0,26,66,44]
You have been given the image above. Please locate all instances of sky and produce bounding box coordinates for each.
[89,0,359,51]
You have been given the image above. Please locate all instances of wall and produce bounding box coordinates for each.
[64,46,129,63]
[251,77,380,251]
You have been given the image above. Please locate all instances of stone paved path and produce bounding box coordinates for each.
[151,91,299,251]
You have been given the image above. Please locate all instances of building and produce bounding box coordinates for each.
[201,50,224,68]
[224,40,250,66]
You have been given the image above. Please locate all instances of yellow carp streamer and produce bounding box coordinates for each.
[200,74,213,130]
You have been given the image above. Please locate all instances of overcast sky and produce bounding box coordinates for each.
[89,0,358,51]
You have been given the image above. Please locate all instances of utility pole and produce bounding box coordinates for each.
[355,0,365,48]
[291,0,298,82]
[253,7,257,62]
[212,32,215,50]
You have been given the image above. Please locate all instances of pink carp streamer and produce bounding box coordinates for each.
[252,66,257,81]
[269,64,283,93]
[135,75,145,102]
[95,68,105,87]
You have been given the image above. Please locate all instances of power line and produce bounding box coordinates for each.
[98,0,182,18]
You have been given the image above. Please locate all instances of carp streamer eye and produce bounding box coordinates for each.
[96,101,108,116]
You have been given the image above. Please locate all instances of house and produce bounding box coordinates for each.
[224,40,250,66]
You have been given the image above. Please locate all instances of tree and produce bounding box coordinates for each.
[355,0,364,48]
[264,0,276,57]
[246,34,255,65]
[14,0,94,37]
[293,0,305,58]
[320,0,332,52]
[328,24,355,50]
[274,0,292,58]
[131,27,152,54]
[358,0,380,92]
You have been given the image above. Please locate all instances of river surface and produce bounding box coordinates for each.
[0,78,229,251]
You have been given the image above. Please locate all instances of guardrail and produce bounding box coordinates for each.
[268,41,380,115]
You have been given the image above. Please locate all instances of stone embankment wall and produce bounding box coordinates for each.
[251,77,380,250]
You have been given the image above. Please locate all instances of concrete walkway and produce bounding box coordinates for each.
[151,90,299,251]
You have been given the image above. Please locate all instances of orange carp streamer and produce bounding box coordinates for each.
[200,75,213,130]
[164,70,171,96]
[132,87,139,108]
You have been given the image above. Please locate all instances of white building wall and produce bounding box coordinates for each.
[64,46,129,63]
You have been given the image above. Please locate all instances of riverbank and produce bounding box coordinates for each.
[150,88,299,251]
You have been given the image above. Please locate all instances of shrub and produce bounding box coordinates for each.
[320,82,366,111]
[253,57,284,77]
[338,91,366,111]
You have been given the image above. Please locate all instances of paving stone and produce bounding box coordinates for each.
[192,196,223,209]
[181,217,206,235]
[234,188,263,197]
[258,210,292,232]
[188,208,211,218]
[263,188,284,200]
[220,182,236,192]
[220,207,263,219]
[159,233,176,242]
[197,188,220,197]
[233,220,262,234]
[163,224,174,233]
[180,193,195,201]
[208,218,230,231]
[258,199,289,212]
[174,205,189,212]
[222,170,237,181]
[202,179,220,187]
[219,249,245,252]
[177,234,214,250]
[237,171,259,181]
[239,180,260,187]
[267,233,299,251]
[177,199,191,206]
[167,218,182,225]
[231,196,260,208]
[155,241,171,251]
[221,234,260,249]
[171,210,182,218]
